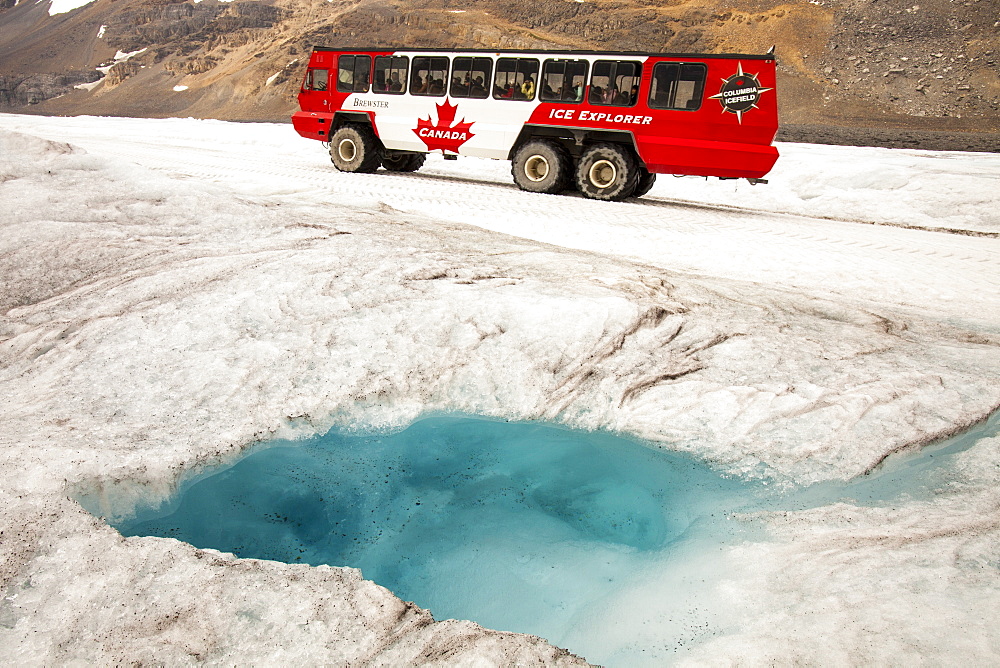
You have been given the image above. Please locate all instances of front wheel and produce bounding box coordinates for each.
[575,143,640,201]
[511,140,572,194]
[329,125,382,173]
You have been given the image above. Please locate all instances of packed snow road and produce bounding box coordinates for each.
[3,114,999,332]
[2,114,1000,665]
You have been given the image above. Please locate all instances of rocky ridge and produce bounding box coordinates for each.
[0,0,997,138]
[816,0,998,121]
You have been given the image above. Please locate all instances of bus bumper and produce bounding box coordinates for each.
[638,136,779,180]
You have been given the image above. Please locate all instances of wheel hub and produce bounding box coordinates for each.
[337,138,357,162]
[588,159,617,189]
[524,155,550,182]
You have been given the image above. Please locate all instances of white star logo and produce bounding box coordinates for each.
[709,62,774,124]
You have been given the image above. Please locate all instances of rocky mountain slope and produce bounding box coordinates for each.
[1,0,997,135]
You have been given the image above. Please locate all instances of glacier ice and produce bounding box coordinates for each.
[2,116,1000,664]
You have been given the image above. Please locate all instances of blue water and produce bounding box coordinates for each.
[113,418,760,636]
[782,411,1000,511]
[104,412,999,663]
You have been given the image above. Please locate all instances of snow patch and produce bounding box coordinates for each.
[47,0,94,15]
[113,48,147,62]
[96,48,147,75]
[77,47,150,91]
[173,85,189,92]
[97,24,106,39]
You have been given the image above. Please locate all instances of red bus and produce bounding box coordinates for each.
[293,47,778,201]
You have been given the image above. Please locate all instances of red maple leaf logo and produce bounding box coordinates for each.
[413,100,475,154]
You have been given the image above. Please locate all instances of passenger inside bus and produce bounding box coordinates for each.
[618,85,638,105]
[493,58,539,101]
[521,77,535,100]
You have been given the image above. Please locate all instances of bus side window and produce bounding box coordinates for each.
[411,56,450,96]
[649,62,707,110]
[374,56,408,94]
[493,58,539,101]
[336,55,355,92]
[337,55,370,93]
[676,63,707,109]
[304,69,328,91]
[590,60,641,106]
[540,59,588,103]
[451,57,492,99]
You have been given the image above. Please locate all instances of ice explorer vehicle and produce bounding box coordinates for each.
[293,47,779,201]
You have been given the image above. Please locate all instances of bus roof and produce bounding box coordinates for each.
[310,46,776,61]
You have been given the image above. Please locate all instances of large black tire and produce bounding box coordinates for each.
[575,143,640,201]
[382,152,426,172]
[511,140,573,194]
[329,125,382,173]
[632,169,657,198]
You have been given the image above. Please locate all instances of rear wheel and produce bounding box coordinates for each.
[382,152,426,172]
[329,125,382,173]
[511,140,572,194]
[575,143,640,201]
[633,169,657,198]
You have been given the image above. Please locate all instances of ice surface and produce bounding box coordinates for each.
[2,115,1000,664]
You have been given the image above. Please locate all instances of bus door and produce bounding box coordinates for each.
[299,51,334,115]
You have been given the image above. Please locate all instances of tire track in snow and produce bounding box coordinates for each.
[638,194,1000,239]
